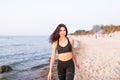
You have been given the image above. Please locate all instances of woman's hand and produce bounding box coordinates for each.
[76,63,80,69]
[47,71,52,80]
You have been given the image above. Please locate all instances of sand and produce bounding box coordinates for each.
[69,32,120,80]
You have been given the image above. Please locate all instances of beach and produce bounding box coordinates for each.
[0,32,120,80]
[71,32,120,80]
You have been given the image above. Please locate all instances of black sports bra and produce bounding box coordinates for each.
[57,37,72,54]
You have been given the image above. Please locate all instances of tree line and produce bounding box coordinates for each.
[70,24,120,35]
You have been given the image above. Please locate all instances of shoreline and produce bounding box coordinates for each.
[38,60,58,80]
[1,33,120,80]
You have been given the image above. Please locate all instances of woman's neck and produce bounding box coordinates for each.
[59,36,67,41]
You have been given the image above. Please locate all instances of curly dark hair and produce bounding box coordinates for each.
[49,24,68,44]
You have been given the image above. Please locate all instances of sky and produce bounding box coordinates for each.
[0,0,120,36]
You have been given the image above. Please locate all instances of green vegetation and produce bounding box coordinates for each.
[70,24,120,35]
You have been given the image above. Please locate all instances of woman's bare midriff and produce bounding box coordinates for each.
[58,52,73,61]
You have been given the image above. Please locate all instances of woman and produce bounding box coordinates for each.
[47,24,80,80]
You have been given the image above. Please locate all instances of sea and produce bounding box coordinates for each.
[0,36,52,80]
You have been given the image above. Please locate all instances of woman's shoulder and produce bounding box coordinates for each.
[52,40,58,47]
[67,37,74,43]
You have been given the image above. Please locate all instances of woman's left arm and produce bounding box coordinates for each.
[70,38,80,69]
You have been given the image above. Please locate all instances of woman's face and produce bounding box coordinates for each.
[59,27,66,37]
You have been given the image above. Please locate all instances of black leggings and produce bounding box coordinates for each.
[57,58,75,80]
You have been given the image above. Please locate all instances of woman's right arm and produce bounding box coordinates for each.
[47,42,57,80]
